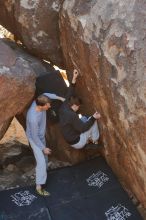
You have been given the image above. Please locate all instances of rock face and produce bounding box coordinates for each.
[60,0,146,207]
[0,39,35,125]
[0,0,64,68]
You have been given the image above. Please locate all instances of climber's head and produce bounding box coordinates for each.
[68,95,82,112]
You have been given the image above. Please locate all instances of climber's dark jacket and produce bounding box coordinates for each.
[59,84,95,145]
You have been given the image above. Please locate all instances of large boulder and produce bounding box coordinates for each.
[0,39,35,125]
[60,0,146,207]
[0,38,56,139]
[0,0,64,68]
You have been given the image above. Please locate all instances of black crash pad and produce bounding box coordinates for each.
[45,157,143,220]
[45,157,121,208]
[0,157,143,220]
[0,187,51,220]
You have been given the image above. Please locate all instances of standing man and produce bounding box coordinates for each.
[26,93,65,196]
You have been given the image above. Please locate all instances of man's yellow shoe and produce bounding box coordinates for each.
[36,188,50,197]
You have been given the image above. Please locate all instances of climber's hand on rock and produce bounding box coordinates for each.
[72,69,79,84]
[73,69,79,79]
[93,111,101,119]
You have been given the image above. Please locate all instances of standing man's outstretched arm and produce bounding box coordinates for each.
[43,92,65,102]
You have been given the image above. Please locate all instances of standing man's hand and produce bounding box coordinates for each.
[93,112,101,119]
[59,97,66,102]
[56,96,66,102]
[43,147,52,155]
[72,69,79,84]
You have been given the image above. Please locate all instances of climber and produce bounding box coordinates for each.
[59,69,101,149]
[26,93,65,196]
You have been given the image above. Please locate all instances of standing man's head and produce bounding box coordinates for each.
[68,95,82,112]
[36,95,51,111]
